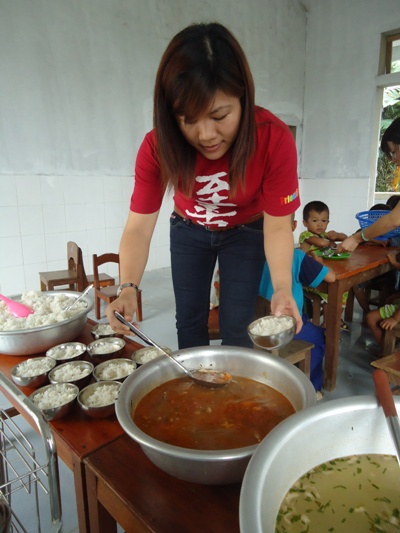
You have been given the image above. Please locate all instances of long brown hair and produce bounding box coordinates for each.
[154,22,255,196]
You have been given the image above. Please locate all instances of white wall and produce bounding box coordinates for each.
[0,0,307,294]
[296,0,400,243]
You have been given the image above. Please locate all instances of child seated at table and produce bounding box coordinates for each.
[366,251,400,349]
[299,200,349,331]
[299,200,348,253]
[259,214,336,397]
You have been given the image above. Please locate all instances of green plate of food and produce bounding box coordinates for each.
[314,249,350,260]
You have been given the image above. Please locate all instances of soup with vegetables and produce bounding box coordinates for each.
[276,454,400,532]
[133,375,295,450]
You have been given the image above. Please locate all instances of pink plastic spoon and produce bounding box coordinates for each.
[0,294,34,318]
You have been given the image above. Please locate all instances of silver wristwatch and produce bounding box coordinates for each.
[117,282,139,296]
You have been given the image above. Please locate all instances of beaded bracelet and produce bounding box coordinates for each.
[361,229,369,242]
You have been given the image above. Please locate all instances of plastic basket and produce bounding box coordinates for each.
[355,210,400,240]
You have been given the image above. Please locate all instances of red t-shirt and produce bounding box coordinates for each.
[130,106,300,228]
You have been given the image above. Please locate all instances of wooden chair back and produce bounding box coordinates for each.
[92,253,120,319]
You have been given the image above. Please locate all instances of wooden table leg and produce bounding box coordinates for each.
[324,281,345,391]
[71,455,91,533]
[85,466,118,533]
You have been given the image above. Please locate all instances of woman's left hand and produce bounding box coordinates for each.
[270,288,303,333]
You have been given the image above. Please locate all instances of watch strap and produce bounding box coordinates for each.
[117,282,139,296]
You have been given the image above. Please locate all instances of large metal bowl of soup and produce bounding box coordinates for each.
[0,291,93,356]
[240,395,400,533]
[116,346,316,485]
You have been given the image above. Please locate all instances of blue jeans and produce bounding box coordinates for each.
[170,212,265,349]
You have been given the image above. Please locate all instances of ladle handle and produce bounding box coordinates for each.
[65,285,93,311]
[373,369,397,418]
[114,311,190,376]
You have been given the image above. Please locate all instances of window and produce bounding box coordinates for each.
[374,31,400,197]
[385,33,400,74]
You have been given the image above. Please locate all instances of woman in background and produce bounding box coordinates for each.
[339,117,400,252]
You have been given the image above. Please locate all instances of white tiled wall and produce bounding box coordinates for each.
[0,176,174,295]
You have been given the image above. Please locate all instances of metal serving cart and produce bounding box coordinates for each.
[0,373,62,532]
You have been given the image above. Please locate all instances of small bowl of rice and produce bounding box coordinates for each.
[78,381,121,418]
[11,356,57,388]
[48,360,94,390]
[30,382,79,421]
[46,342,86,364]
[91,323,116,340]
[87,337,126,365]
[132,346,172,366]
[93,358,136,383]
[247,315,296,350]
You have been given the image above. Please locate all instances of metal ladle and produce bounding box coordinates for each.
[114,311,231,388]
[373,369,400,465]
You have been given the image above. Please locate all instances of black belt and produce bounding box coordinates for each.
[173,207,263,232]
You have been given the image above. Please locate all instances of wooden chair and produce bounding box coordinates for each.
[39,241,85,291]
[382,323,400,356]
[93,253,143,321]
[39,242,116,292]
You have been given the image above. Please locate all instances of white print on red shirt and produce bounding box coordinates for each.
[184,172,237,227]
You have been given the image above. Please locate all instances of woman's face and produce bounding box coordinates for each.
[176,90,242,160]
[387,141,400,167]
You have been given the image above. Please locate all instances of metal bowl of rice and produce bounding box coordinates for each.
[93,358,136,383]
[11,356,57,388]
[48,360,94,390]
[78,381,122,418]
[91,323,116,339]
[0,291,94,356]
[132,345,172,366]
[46,342,87,364]
[87,337,126,365]
[247,315,296,350]
[30,382,79,421]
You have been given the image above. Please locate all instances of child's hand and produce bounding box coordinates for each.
[380,317,399,330]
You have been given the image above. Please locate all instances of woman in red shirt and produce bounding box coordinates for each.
[107,22,301,348]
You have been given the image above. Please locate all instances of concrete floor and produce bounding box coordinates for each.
[0,267,386,532]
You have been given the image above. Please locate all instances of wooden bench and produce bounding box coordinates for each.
[270,339,313,378]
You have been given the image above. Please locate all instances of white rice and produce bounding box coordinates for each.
[51,363,91,382]
[93,324,114,335]
[0,291,87,332]
[32,383,77,410]
[250,316,294,336]
[48,344,84,360]
[84,384,120,407]
[15,357,55,377]
[90,341,122,354]
[134,346,170,364]
[96,361,134,380]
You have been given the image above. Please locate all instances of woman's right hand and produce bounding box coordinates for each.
[337,234,361,252]
[106,292,138,334]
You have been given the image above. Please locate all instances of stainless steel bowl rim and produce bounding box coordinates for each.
[48,360,94,381]
[87,337,126,350]
[116,346,315,462]
[93,358,136,379]
[0,292,93,335]
[30,382,80,405]
[239,395,400,533]
[78,381,122,408]
[11,356,57,376]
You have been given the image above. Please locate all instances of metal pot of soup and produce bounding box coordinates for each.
[116,345,316,485]
[240,395,400,532]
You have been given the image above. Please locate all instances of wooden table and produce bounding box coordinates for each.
[0,320,142,533]
[317,246,396,391]
[84,434,241,533]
